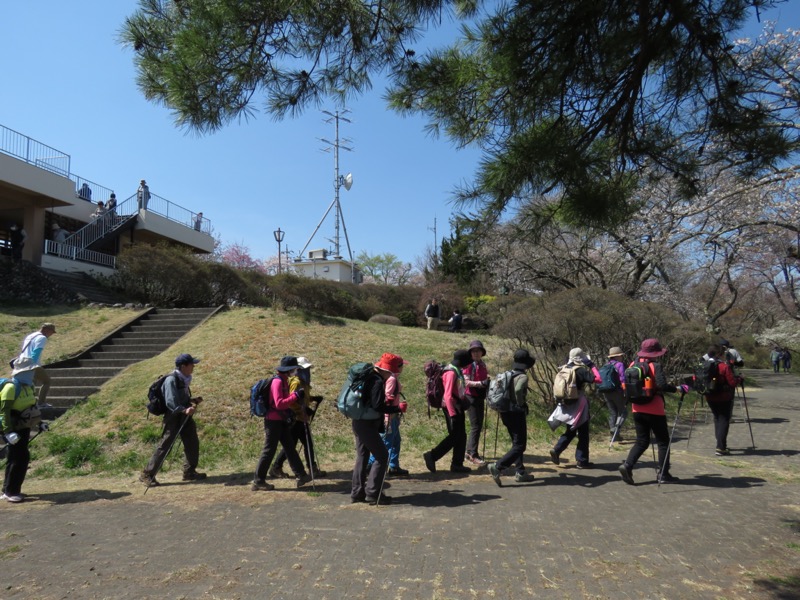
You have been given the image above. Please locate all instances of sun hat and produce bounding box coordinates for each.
[568,347,588,364]
[276,356,299,372]
[468,340,487,357]
[296,356,313,369]
[637,338,667,359]
[452,349,471,369]
[512,349,535,370]
[375,353,407,373]
[608,346,624,358]
[175,353,200,367]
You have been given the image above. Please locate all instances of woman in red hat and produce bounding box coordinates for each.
[370,353,409,476]
[618,339,688,485]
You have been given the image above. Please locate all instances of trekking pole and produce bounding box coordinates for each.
[658,392,685,488]
[493,410,500,459]
[375,455,390,507]
[740,382,756,450]
[304,420,316,492]
[608,416,624,450]
[144,413,190,496]
[686,392,700,448]
[481,396,489,459]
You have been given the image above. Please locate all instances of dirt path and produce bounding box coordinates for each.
[2,370,798,599]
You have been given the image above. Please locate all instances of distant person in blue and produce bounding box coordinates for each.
[449,309,463,333]
[78,183,92,201]
[194,212,203,231]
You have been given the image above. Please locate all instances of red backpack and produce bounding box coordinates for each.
[423,360,446,417]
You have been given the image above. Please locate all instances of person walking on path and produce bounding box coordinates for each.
[488,348,536,486]
[424,299,441,330]
[703,345,741,456]
[770,347,782,373]
[423,349,472,474]
[618,339,689,485]
[782,348,791,373]
[548,348,602,468]
[140,354,206,487]
[349,359,405,505]
[1,358,41,503]
[269,357,325,479]
[601,347,628,443]
[252,356,312,491]
[15,323,56,408]
[463,340,489,465]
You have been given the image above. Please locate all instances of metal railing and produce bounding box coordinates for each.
[64,196,138,250]
[140,191,210,234]
[0,124,70,176]
[69,174,116,205]
[44,240,116,269]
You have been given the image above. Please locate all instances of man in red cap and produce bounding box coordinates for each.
[618,339,688,485]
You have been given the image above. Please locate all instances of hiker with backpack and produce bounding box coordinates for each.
[618,339,690,485]
[252,356,313,491]
[1,357,41,503]
[488,349,536,486]
[548,348,602,469]
[463,340,489,466]
[13,323,56,408]
[423,349,472,475]
[719,339,744,372]
[599,347,628,443]
[702,345,741,456]
[343,359,405,505]
[366,353,410,477]
[140,353,206,487]
[268,357,325,479]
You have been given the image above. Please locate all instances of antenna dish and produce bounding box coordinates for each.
[343,173,353,191]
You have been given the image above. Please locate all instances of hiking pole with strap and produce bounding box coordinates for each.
[686,391,701,447]
[304,420,316,492]
[658,392,685,487]
[144,413,190,495]
[375,454,390,507]
[493,410,500,459]
[740,382,756,450]
[608,415,625,450]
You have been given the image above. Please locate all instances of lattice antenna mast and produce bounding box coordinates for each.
[321,110,353,259]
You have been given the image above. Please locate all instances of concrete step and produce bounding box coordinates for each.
[88,350,160,360]
[76,358,142,368]
[47,385,100,398]
[98,343,171,353]
[47,367,122,379]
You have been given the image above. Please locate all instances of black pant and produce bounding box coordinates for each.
[351,418,388,500]
[255,419,306,481]
[624,412,671,474]
[553,419,591,464]
[430,411,467,468]
[273,420,317,471]
[3,428,31,496]
[144,412,199,477]
[709,399,734,450]
[465,395,486,457]
[496,411,527,474]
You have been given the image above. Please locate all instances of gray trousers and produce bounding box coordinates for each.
[351,418,388,500]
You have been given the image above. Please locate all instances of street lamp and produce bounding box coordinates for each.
[273,227,285,274]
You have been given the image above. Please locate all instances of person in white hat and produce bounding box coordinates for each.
[1,357,40,503]
[15,323,56,407]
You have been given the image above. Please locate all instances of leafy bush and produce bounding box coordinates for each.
[396,310,417,327]
[368,314,402,326]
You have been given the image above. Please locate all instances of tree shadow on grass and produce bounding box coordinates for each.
[752,568,800,600]
[30,489,131,504]
[298,311,347,327]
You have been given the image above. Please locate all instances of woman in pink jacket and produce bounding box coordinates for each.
[423,350,472,474]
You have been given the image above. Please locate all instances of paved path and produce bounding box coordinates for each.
[2,370,798,599]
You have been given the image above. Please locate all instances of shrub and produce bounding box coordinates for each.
[368,314,402,326]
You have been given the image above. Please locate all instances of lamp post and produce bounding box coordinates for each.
[273,228,285,274]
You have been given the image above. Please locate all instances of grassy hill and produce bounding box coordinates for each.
[25,306,591,479]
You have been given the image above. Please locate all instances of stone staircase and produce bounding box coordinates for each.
[41,306,224,418]
[40,269,124,304]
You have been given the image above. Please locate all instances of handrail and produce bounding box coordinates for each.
[141,191,210,234]
[64,196,138,249]
[69,174,116,206]
[0,124,70,176]
[44,240,116,269]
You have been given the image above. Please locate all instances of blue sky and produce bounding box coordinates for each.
[2,2,797,266]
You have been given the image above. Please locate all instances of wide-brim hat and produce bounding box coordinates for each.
[276,356,299,372]
[296,356,313,369]
[608,346,625,358]
[11,356,38,376]
[468,340,486,357]
[637,338,667,358]
[568,347,587,364]
[175,353,200,367]
[512,349,535,370]
[375,353,407,373]
[452,349,471,369]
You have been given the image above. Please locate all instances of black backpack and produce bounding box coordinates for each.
[694,359,723,395]
[623,361,655,404]
[146,373,183,417]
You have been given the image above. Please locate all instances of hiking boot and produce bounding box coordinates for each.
[388,467,409,477]
[466,453,486,466]
[296,473,312,488]
[311,464,327,477]
[715,448,731,456]
[549,449,560,465]
[515,472,535,483]
[616,434,625,443]
[450,464,472,474]
[139,472,160,487]
[351,494,366,504]
[488,462,503,487]
[182,471,207,481]
[575,461,593,469]
[366,494,392,506]
[618,462,634,485]
[659,472,680,483]
[423,451,436,473]
[251,479,274,491]
[1,493,24,503]
[268,466,288,479]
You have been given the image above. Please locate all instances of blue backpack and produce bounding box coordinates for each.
[0,378,22,400]
[250,377,278,418]
[337,363,380,420]
[597,362,621,393]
